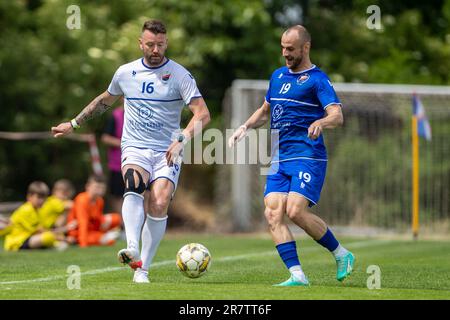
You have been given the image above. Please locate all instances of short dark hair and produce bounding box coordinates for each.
[27,181,49,197]
[142,19,166,34]
[87,175,106,185]
[53,179,75,198]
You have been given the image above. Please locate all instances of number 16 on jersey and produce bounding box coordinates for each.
[142,82,154,94]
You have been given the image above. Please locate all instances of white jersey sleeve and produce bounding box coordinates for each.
[179,73,202,105]
[107,68,124,96]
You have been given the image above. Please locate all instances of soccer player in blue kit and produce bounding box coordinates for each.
[229,25,355,286]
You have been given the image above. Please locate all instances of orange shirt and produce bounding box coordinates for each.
[67,192,104,247]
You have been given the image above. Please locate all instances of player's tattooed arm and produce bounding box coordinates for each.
[74,92,115,126]
[51,91,119,138]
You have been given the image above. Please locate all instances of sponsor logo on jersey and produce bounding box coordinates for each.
[296,73,310,85]
[139,106,153,119]
[278,73,283,79]
[132,70,136,77]
[129,119,163,132]
[272,104,284,121]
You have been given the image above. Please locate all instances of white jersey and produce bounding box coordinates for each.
[107,58,202,151]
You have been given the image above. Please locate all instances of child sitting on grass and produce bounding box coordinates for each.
[4,181,67,251]
[67,175,122,247]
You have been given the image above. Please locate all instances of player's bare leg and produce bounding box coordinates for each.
[264,193,309,286]
[118,164,149,271]
[135,178,173,283]
[264,193,291,244]
[286,193,327,239]
[286,193,355,281]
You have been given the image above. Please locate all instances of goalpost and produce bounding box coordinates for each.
[218,81,450,235]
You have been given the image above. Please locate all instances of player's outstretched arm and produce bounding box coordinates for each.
[165,96,211,166]
[51,91,120,138]
[307,104,343,140]
[228,100,270,148]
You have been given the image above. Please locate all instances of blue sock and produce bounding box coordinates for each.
[276,241,301,269]
[316,228,339,252]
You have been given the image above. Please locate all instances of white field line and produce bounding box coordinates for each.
[0,239,391,285]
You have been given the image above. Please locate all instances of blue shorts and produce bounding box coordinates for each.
[264,159,327,206]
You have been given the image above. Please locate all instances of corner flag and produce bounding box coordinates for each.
[411,93,432,240]
[413,94,432,141]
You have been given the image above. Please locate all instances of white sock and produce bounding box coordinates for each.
[332,244,349,258]
[141,214,168,270]
[289,265,306,280]
[122,192,146,253]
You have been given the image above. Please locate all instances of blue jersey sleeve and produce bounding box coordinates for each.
[316,76,341,109]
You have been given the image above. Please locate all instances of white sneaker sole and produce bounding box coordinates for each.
[117,248,142,269]
[133,278,150,283]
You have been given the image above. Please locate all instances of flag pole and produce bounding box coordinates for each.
[411,98,419,241]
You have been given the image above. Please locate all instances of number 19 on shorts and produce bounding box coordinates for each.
[298,171,311,183]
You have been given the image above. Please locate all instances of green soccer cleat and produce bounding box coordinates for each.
[336,251,355,282]
[273,275,310,287]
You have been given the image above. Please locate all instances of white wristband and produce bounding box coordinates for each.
[239,125,247,131]
[70,119,80,130]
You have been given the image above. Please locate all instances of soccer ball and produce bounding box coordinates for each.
[176,243,211,278]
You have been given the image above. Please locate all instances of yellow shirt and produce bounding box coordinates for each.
[0,224,12,237]
[38,195,65,229]
[4,202,40,251]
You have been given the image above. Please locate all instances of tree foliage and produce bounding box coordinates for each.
[0,0,449,200]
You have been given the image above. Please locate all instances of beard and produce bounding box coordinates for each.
[145,52,164,66]
[285,53,303,70]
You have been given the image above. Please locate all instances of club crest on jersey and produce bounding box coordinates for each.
[296,73,310,85]
[272,104,284,121]
[162,73,171,82]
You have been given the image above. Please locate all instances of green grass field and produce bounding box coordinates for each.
[0,233,449,300]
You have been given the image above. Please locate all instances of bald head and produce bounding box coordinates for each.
[281,25,312,72]
[283,25,311,45]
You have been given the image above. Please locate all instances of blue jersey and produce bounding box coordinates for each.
[265,65,341,162]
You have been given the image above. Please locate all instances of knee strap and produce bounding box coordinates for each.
[124,168,146,194]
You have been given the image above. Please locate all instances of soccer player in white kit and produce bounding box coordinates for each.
[52,20,211,283]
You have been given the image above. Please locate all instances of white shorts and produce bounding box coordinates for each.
[121,146,182,192]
